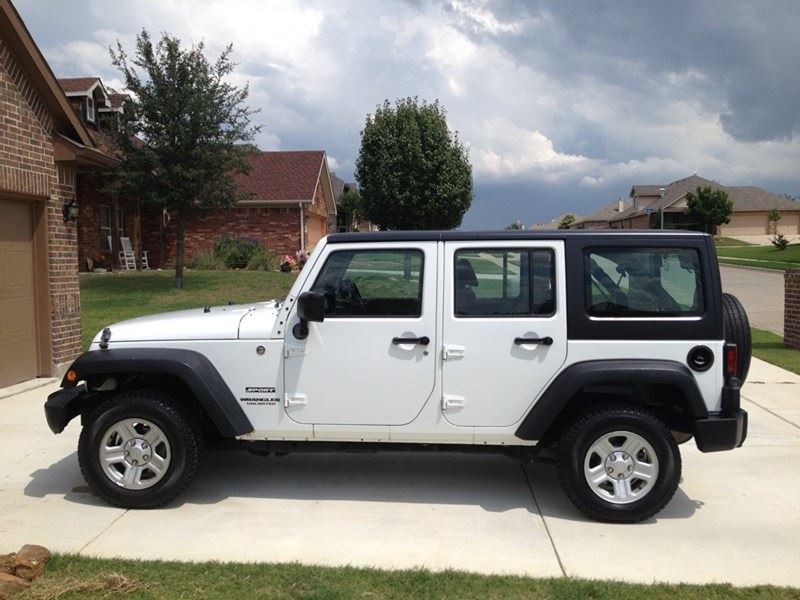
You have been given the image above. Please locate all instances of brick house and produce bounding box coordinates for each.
[580,175,800,233]
[138,150,337,268]
[0,0,116,387]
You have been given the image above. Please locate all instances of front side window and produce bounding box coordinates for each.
[311,249,424,317]
[454,248,555,317]
[86,96,95,123]
[586,247,703,317]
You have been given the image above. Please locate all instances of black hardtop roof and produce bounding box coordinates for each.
[327,229,711,244]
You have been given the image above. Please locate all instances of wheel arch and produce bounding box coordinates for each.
[49,348,253,437]
[515,360,709,445]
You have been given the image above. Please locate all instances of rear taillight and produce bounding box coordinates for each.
[725,343,738,378]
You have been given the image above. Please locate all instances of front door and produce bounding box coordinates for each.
[284,243,438,425]
[442,241,567,427]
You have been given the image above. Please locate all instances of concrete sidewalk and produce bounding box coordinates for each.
[1,359,799,587]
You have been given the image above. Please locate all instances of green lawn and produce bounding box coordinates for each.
[752,327,800,375]
[715,236,753,247]
[19,555,799,600]
[80,270,297,349]
[716,244,800,271]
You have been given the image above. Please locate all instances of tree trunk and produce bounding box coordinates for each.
[159,208,168,268]
[175,207,186,289]
[110,193,120,271]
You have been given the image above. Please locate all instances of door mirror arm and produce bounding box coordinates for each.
[293,291,326,340]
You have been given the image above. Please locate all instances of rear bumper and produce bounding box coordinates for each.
[693,379,748,452]
[44,384,88,434]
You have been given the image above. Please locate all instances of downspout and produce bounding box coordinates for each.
[299,203,305,251]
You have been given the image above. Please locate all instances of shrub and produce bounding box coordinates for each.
[771,233,789,250]
[246,247,279,271]
[213,235,261,269]
[191,251,225,270]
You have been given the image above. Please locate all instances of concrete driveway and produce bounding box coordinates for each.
[2,359,799,587]
[720,265,784,336]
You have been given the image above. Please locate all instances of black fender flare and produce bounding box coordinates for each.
[514,359,709,441]
[49,348,253,437]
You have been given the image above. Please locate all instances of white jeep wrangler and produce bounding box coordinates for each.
[46,230,749,522]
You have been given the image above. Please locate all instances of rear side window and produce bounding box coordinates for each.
[454,248,555,317]
[311,249,423,317]
[586,248,703,317]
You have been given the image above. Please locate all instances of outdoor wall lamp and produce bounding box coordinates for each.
[62,199,78,224]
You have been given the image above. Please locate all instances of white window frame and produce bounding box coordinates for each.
[86,96,95,123]
[100,205,124,250]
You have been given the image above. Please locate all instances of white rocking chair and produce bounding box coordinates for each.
[109,236,148,270]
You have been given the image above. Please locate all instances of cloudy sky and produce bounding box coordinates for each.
[17,0,800,228]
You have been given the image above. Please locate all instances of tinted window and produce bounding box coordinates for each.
[586,248,703,317]
[312,249,423,317]
[454,249,555,317]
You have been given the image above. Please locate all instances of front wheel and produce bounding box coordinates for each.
[78,390,201,508]
[556,404,681,523]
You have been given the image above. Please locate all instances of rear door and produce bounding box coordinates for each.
[441,240,567,427]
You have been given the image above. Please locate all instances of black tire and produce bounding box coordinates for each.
[78,389,201,508]
[556,404,681,523]
[721,292,751,382]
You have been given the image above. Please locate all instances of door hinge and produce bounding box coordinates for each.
[442,345,466,360]
[284,393,308,407]
[284,346,306,358]
[442,394,465,410]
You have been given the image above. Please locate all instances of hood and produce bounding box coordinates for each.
[93,301,280,344]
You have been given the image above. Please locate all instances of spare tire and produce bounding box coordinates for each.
[721,292,751,382]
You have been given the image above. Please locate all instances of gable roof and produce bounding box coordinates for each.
[235,151,336,214]
[0,0,95,147]
[573,198,632,225]
[57,77,100,94]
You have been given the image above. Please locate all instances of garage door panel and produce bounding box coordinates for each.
[777,215,800,235]
[0,198,37,388]
[722,214,767,236]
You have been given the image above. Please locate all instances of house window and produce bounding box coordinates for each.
[100,205,124,250]
[86,96,95,123]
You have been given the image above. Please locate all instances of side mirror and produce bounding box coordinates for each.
[293,291,326,339]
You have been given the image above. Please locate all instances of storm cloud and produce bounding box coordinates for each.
[16,0,800,228]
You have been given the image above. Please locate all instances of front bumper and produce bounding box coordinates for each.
[44,384,88,434]
[693,379,748,452]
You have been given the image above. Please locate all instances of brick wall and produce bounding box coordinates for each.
[785,269,800,349]
[0,37,82,370]
[140,204,303,268]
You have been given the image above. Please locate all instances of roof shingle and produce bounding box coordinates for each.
[235,151,326,203]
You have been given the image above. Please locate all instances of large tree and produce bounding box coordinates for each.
[338,188,365,232]
[355,98,472,230]
[110,31,260,288]
[685,186,733,234]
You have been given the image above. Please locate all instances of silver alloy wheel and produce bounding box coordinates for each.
[98,418,171,490]
[583,430,659,505]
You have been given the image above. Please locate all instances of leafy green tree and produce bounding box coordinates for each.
[505,220,523,230]
[338,188,365,231]
[109,31,260,288]
[355,98,472,230]
[557,214,576,229]
[684,186,733,234]
[767,209,781,223]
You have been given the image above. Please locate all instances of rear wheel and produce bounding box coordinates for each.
[556,404,681,523]
[722,292,751,382]
[78,390,200,508]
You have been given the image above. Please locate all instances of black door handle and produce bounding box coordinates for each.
[392,336,430,346]
[514,336,553,346]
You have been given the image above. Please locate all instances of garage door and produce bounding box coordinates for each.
[777,214,800,235]
[721,213,767,236]
[0,198,37,388]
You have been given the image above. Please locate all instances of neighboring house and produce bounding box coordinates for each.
[571,198,632,229]
[329,172,376,232]
[139,150,337,267]
[529,213,580,230]
[57,77,137,271]
[0,0,116,386]
[606,175,800,234]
